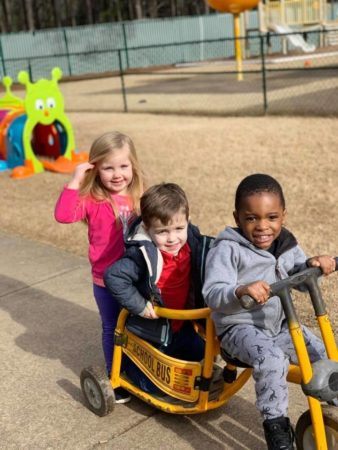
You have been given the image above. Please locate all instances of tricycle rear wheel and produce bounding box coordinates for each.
[295,406,338,449]
[80,366,115,416]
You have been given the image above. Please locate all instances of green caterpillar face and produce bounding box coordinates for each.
[18,67,65,126]
[29,82,64,125]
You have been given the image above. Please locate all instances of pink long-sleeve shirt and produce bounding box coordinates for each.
[55,187,134,286]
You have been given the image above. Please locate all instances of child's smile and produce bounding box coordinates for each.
[97,144,133,195]
[146,211,188,256]
[234,192,286,250]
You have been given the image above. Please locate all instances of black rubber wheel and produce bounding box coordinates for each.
[80,366,115,417]
[295,406,338,450]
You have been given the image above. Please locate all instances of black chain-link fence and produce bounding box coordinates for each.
[113,31,338,117]
[3,29,338,116]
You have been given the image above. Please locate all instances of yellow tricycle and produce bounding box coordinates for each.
[80,260,338,450]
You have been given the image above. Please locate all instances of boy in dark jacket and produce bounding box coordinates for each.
[104,182,213,392]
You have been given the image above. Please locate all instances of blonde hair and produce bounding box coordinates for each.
[80,131,144,220]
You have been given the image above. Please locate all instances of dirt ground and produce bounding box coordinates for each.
[0,110,337,330]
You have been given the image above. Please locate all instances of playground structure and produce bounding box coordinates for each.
[258,0,338,53]
[0,68,87,179]
[268,23,316,52]
[207,0,260,80]
[207,0,338,76]
[260,0,331,31]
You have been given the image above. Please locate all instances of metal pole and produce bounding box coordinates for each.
[118,50,128,113]
[122,22,130,69]
[0,36,6,76]
[234,13,243,81]
[260,33,268,114]
[28,60,33,82]
[63,28,72,76]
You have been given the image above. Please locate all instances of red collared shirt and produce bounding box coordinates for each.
[157,243,191,332]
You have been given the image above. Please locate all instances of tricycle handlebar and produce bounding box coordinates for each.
[240,257,338,310]
[153,306,211,320]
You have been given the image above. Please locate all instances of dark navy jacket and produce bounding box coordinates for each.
[104,220,214,316]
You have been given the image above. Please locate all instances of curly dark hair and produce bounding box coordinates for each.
[235,174,285,210]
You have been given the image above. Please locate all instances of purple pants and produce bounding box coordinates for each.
[93,284,121,376]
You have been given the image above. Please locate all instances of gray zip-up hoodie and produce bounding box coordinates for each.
[202,226,308,337]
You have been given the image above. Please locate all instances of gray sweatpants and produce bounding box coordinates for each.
[220,321,326,420]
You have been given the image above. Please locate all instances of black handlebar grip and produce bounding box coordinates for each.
[240,294,256,310]
[335,257,338,271]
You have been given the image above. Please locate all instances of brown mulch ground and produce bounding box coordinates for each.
[0,112,337,329]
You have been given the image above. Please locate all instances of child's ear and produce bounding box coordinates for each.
[282,209,287,225]
[233,210,240,227]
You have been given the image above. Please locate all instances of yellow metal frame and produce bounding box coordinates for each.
[123,330,202,402]
[109,305,337,448]
[286,310,338,450]
[111,307,252,414]
[234,13,244,81]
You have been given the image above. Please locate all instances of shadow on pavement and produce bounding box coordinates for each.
[0,274,102,376]
[1,273,265,445]
[155,394,264,449]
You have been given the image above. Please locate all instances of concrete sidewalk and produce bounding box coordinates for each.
[0,231,308,450]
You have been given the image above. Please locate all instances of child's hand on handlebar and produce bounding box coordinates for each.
[236,281,271,305]
[307,255,336,276]
[139,301,159,319]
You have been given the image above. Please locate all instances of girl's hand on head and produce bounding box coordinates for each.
[139,301,159,319]
[307,255,336,276]
[68,162,95,189]
[236,281,271,305]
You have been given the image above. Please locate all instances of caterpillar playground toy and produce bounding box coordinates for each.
[0,67,87,179]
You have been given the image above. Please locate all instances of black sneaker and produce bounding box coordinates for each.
[115,387,131,404]
[327,397,338,407]
[263,416,295,450]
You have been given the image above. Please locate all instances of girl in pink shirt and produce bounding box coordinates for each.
[55,131,144,403]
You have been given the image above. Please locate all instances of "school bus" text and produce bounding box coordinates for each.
[131,342,171,384]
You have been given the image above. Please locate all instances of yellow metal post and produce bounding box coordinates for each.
[289,324,328,449]
[318,315,338,360]
[234,13,243,81]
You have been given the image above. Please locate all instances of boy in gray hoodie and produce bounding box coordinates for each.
[202,173,336,450]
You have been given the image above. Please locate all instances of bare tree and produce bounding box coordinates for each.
[127,0,134,20]
[0,1,8,32]
[169,0,176,16]
[86,0,94,23]
[1,0,12,32]
[33,0,57,29]
[0,0,214,31]
[24,0,35,30]
[148,0,158,18]
[134,0,143,19]
[114,0,123,21]
[52,0,62,27]
[176,0,187,16]
[67,0,78,26]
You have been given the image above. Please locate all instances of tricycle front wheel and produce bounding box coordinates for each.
[80,366,115,417]
[296,406,338,449]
